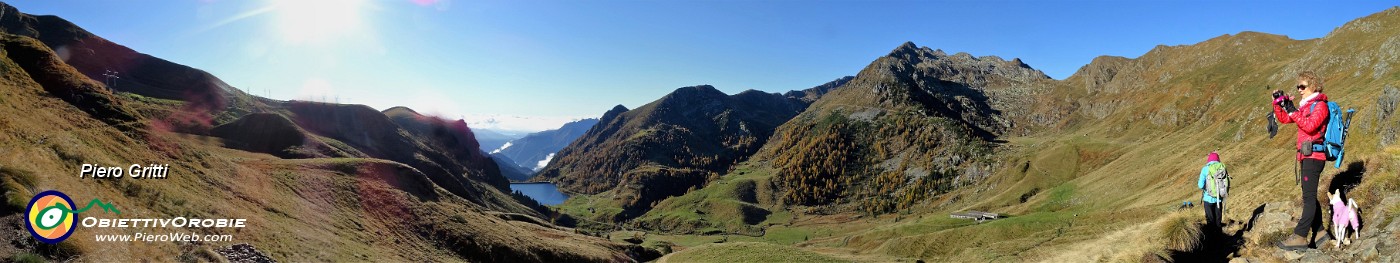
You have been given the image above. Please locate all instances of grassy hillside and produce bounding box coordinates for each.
[209,112,362,159]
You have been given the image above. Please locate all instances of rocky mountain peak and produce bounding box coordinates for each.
[600,104,630,123]
[888,41,920,57]
[872,42,1050,84]
[662,85,726,101]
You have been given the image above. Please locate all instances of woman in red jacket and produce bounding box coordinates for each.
[1273,71,1329,250]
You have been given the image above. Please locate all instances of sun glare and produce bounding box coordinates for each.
[269,0,368,45]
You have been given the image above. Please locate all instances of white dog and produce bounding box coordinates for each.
[1329,189,1360,248]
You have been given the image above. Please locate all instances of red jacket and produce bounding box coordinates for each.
[1273,93,1329,161]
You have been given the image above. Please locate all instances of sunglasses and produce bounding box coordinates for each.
[1296,84,1307,90]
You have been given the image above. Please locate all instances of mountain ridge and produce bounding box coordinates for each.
[494,118,600,173]
[537,84,815,221]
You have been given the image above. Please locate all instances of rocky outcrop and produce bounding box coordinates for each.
[1233,198,1400,262]
[217,243,277,263]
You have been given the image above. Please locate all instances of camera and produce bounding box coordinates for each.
[1272,90,1298,113]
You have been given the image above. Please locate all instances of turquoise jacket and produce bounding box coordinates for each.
[1197,161,1221,204]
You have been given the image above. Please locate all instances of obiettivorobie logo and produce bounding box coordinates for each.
[25,190,247,244]
[24,190,121,244]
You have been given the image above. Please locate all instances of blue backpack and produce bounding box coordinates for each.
[1311,101,1356,168]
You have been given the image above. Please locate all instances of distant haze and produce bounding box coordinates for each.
[465,114,596,134]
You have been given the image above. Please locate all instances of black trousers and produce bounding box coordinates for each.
[1203,201,1221,235]
[1294,159,1325,237]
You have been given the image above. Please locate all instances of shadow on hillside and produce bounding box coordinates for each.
[1171,204,1267,262]
[1170,225,1243,263]
[1328,161,1366,195]
[906,78,1004,141]
[1242,204,1267,233]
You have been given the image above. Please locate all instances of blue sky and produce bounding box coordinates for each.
[10,1,1396,132]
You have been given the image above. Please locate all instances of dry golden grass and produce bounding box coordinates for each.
[1038,210,1204,262]
[1158,211,1204,253]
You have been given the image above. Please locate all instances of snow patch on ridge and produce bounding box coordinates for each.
[534,153,555,171]
[490,141,513,154]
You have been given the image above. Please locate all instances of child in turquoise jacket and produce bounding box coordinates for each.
[1198,152,1224,234]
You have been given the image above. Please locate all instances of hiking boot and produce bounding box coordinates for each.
[1277,234,1309,251]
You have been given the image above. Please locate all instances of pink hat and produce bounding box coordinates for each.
[1207,152,1220,163]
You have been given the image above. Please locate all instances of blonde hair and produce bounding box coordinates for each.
[1298,71,1324,93]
